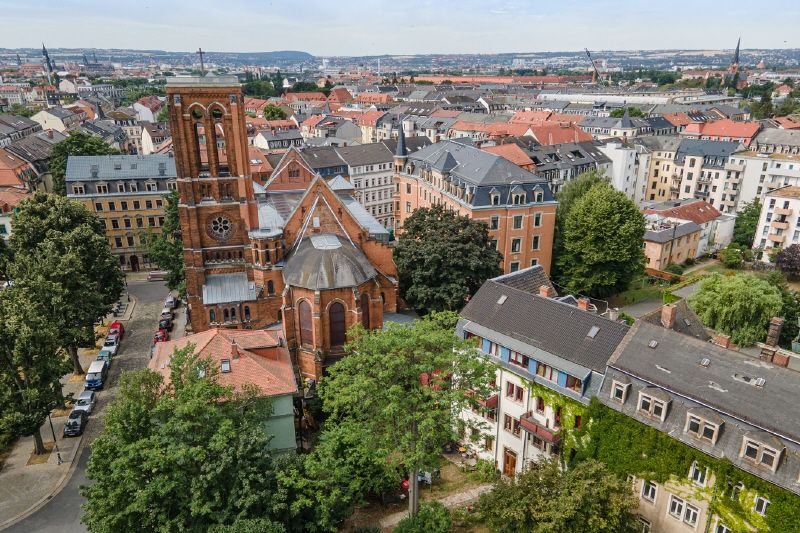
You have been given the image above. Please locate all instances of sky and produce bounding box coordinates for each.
[0,0,798,56]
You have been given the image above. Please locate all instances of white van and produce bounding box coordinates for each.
[84,360,108,390]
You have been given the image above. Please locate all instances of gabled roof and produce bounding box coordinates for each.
[644,198,722,225]
[481,143,535,167]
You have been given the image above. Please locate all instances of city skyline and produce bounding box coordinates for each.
[1,0,798,56]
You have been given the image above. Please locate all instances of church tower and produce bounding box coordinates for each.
[166,77,266,333]
[728,37,741,75]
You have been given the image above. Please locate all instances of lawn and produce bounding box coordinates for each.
[608,277,670,307]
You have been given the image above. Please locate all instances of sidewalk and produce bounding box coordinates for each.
[378,484,492,530]
[0,295,137,529]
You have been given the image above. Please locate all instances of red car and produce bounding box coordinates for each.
[109,321,125,340]
[153,329,169,343]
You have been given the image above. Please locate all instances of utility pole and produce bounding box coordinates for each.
[197,48,206,77]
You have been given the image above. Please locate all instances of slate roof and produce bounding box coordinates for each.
[674,139,742,166]
[644,220,702,243]
[298,146,346,169]
[202,272,259,305]
[382,136,432,154]
[640,301,711,341]
[493,265,554,295]
[460,277,629,373]
[633,135,682,152]
[65,154,177,182]
[334,143,393,167]
[283,234,378,290]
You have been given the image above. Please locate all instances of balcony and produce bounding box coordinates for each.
[694,190,709,198]
[775,207,793,216]
[770,220,789,230]
[519,412,562,444]
[768,233,786,244]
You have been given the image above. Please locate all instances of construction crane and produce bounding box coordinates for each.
[585,48,603,85]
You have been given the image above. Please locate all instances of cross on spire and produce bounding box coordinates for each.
[197,48,206,77]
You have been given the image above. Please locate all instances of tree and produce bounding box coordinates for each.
[689,273,783,346]
[556,183,645,297]
[156,105,169,122]
[394,204,502,314]
[476,458,638,533]
[0,237,12,280]
[756,271,800,348]
[0,280,70,454]
[263,104,288,120]
[4,103,36,117]
[319,313,495,517]
[750,92,774,119]
[9,192,123,374]
[394,502,452,533]
[732,199,762,248]
[288,81,324,94]
[777,96,799,117]
[719,243,744,269]
[609,107,644,118]
[143,190,184,296]
[82,345,283,532]
[776,244,800,278]
[50,131,120,195]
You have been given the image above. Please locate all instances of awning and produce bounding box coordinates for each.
[520,414,561,443]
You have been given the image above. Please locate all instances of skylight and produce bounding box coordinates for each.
[587,326,600,338]
[221,359,231,373]
[497,295,508,305]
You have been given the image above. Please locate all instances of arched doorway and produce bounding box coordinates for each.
[129,255,139,272]
[329,302,346,347]
[360,293,370,330]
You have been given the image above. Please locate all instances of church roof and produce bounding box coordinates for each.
[283,234,378,290]
[327,174,354,191]
[202,272,259,305]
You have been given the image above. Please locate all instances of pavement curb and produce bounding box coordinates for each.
[0,434,90,531]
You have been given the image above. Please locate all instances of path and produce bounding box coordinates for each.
[378,484,492,530]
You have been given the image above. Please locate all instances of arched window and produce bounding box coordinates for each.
[209,309,216,323]
[267,280,275,295]
[298,300,313,347]
[360,293,370,329]
[223,308,230,322]
[244,306,251,321]
[230,307,237,319]
[329,302,346,347]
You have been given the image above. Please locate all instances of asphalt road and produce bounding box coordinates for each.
[4,280,173,533]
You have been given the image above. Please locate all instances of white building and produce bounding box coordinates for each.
[334,143,396,228]
[754,186,800,259]
[737,151,800,208]
[597,140,646,203]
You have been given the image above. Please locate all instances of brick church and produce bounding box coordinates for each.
[166,77,398,380]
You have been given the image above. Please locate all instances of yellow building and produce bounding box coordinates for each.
[643,217,702,270]
[65,154,177,271]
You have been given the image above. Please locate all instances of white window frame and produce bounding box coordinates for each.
[714,523,731,533]
[683,503,699,527]
[685,414,720,444]
[641,480,657,503]
[754,495,770,516]
[667,494,685,519]
[741,438,782,472]
[689,462,707,487]
[638,392,668,421]
[611,381,630,403]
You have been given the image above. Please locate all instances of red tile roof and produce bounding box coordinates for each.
[0,187,30,213]
[528,123,592,145]
[150,329,297,397]
[683,119,760,143]
[662,113,694,127]
[775,117,800,130]
[482,144,535,168]
[644,200,722,225]
[284,91,327,102]
[327,87,354,103]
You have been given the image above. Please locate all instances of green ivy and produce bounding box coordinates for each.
[572,399,800,532]
[520,378,588,456]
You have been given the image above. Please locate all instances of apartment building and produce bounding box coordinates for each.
[737,151,800,207]
[751,129,800,155]
[457,267,629,475]
[635,136,681,204]
[596,139,646,202]
[335,143,396,228]
[754,186,800,258]
[673,139,744,213]
[394,134,557,274]
[522,140,611,195]
[65,154,177,271]
[643,216,702,270]
[644,198,734,258]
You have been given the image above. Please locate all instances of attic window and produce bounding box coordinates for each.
[648,340,658,349]
[587,326,600,338]
[221,359,231,373]
[497,295,508,305]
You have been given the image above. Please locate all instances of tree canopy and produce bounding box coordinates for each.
[733,199,762,248]
[556,182,645,297]
[776,244,800,278]
[82,345,284,532]
[689,273,783,346]
[9,192,123,373]
[50,131,121,195]
[394,204,502,314]
[319,313,495,516]
[262,104,288,120]
[475,458,639,533]
[144,190,185,296]
[609,107,644,118]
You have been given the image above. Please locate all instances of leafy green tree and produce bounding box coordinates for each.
[756,271,800,348]
[557,183,645,297]
[3,103,36,117]
[319,313,495,517]
[609,107,644,118]
[750,92,774,119]
[476,458,638,533]
[732,199,762,247]
[394,502,452,533]
[719,243,744,269]
[289,81,324,94]
[0,280,70,454]
[263,104,288,120]
[82,345,283,532]
[394,204,502,313]
[50,131,121,195]
[143,190,184,296]
[243,78,278,99]
[9,192,123,374]
[0,237,12,280]
[551,169,608,283]
[689,273,783,346]
[156,104,169,122]
[777,96,799,117]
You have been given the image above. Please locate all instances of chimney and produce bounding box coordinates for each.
[660,304,677,330]
[577,297,591,311]
[46,129,53,139]
[713,333,731,349]
[766,317,784,347]
[231,339,240,360]
[538,285,555,298]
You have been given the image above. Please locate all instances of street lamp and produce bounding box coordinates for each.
[47,413,63,465]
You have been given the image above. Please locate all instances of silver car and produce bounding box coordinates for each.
[73,390,97,415]
[103,335,120,356]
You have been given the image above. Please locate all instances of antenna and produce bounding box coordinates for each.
[197,48,206,77]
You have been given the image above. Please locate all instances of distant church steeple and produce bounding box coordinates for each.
[729,37,741,74]
[393,120,408,173]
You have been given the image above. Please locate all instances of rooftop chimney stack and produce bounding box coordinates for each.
[538,285,555,298]
[766,317,784,347]
[661,304,677,330]
[577,297,591,312]
[713,333,731,349]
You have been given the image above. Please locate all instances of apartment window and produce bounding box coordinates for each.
[120,201,128,210]
[534,190,543,202]
[145,200,153,209]
[136,217,143,228]
[513,215,523,229]
[685,413,720,444]
[167,181,177,191]
[505,382,524,403]
[148,217,156,227]
[641,481,657,503]
[114,237,122,248]
[532,235,540,250]
[491,194,500,205]
[107,201,116,211]
[503,414,521,437]
[689,462,707,486]
[129,183,138,192]
[638,517,652,533]
[683,503,699,527]
[405,202,412,213]
[72,185,85,194]
[288,169,300,178]
[484,436,494,452]
[508,351,529,369]
[754,496,770,516]
[133,200,140,210]
[715,524,731,533]
[126,236,134,247]
[117,183,125,193]
[533,212,542,227]
[638,391,668,421]
[95,202,103,211]
[529,434,544,450]
[510,261,520,272]
[490,216,499,230]
[535,397,545,414]
[668,494,685,519]
[611,381,630,403]
[406,183,411,194]
[156,200,163,208]
[530,258,539,267]
[685,185,690,193]
[124,218,131,228]
[511,238,521,253]
[145,182,157,192]
[741,438,781,471]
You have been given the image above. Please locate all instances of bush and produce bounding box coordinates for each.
[719,244,744,269]
[394,502,452,533]
[664,263,685,275]
[618,311,636,326]
[469,458,500,483]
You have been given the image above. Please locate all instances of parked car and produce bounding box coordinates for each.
[84,360,108,390]
[160,307,173,320]
[72,390,97,415]
[96,349,113,368]
[102,335,120,356]
[158,318,173,331]
[165,295,177,309]
[153,329,169,343]
[109,321,125,339]
[63,410,88,437]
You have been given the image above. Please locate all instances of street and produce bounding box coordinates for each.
[3,279,183,533]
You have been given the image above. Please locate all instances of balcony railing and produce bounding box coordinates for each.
[519,412,562,444]
[775,207,793,216]
[770,220,789,230]
[768,233,786,244]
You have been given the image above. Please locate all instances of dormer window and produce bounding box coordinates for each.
[96,183,109,194]
[129,182,138,192]
[534,189,544,202]
[610,380,631,403]
[146,182,158,192]
[72,184,85,195]
[491,194,500,205]
[637,388,670,422]
[741,435,782,472]
[684,408,723,444]
[512,192,526,205]
[117,183,125,193]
